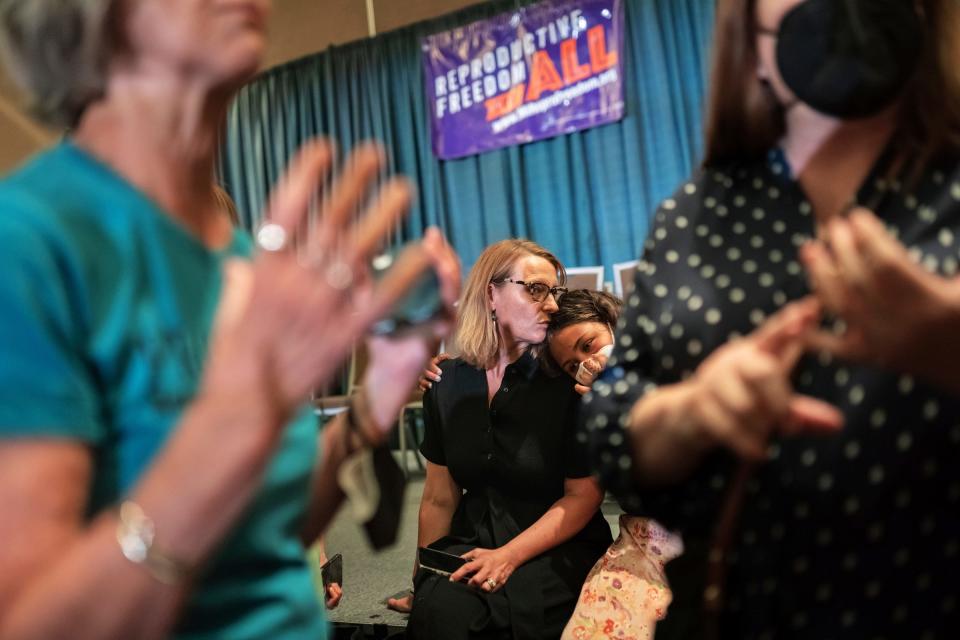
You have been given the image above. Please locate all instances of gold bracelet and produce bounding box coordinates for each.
[116,501,191,585]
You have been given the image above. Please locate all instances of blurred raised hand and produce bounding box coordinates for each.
[626,298,843,483]
[801,208,960,393]
[204,141,459,441]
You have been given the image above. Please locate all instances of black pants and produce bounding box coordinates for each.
[407,569,513,640]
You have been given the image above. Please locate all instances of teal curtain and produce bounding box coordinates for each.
[220,0,715,275]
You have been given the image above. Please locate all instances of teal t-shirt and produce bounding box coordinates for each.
[0,143,327,639]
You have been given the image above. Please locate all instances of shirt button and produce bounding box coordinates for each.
[502,386,509,393]
[486,453,493,461]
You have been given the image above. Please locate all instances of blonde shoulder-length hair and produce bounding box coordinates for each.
[454,239,565,370]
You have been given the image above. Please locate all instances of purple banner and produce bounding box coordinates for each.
[422,0,624,160]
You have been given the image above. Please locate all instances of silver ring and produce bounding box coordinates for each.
[256,222,288,253]
[325,261,354,291]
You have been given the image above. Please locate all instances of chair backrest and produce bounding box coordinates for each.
[565,266,604,291]
[612,260,639,299]
[312,341,366,415]
[347,340,369,395]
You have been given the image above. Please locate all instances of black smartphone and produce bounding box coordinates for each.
[320,553,343,590]
[369,247,443,336]
[417,546,467,578]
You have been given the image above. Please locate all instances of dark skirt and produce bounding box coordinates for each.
[407,538,607,640]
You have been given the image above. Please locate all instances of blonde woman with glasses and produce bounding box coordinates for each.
[404,239,612,640]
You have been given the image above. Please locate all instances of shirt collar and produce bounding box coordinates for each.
[511,350,540,380]
[455,349,541,380]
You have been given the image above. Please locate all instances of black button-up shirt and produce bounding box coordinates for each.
[420,351,611,639]
[422,351,608,534]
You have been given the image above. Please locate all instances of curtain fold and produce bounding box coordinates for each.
[220,0,715,276]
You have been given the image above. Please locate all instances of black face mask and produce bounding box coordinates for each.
[764,0,923,119]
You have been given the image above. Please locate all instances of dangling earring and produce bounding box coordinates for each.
[491,310,497,323]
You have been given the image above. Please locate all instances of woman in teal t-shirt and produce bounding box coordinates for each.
[0,1,460,638]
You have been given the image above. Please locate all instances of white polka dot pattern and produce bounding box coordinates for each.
[581,149,960,637]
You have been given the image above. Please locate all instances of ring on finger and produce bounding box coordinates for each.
[256,222,289,253]
[325,261,354,291]
[484,578,498,589]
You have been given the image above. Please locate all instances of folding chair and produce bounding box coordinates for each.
[565,265,605,291]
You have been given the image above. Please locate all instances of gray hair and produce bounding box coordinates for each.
[0,0,117,128]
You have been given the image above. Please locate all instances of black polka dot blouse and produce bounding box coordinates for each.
[581,147,960,639]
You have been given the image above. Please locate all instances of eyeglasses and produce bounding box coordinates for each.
[496,278,567,303]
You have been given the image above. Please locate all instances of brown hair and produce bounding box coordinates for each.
[541,289,623,376]
[213,184,240,226]
[547,289,622,337]
[454,239,565,370]
[703,0,960,169]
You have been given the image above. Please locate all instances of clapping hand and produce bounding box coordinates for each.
[801,209,960,392]
[670,298,844,460]
[203,140,458,443]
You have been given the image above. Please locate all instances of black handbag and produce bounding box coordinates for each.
[363,442,407,549]
[339,406,408,550]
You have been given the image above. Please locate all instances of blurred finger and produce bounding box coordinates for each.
[801,241,848,315]
[264,139,333,235]
[781,394,844,435]
[827,217,871,294]
[697,395,766,460]
[710,367,759,427]
[739,354,793,420]
[353,243,433,331]
[753,297,821,361]
[778,336,807,373]
[804,328,866,362]
[422,227,462,310]
[848,208,905,268]
[313,143,385,248]
[848,209,926,299]
[347,178,414,263]
[574,383,591,395]
[714,357,785,443]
